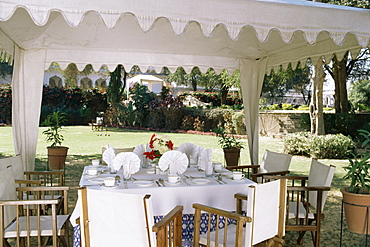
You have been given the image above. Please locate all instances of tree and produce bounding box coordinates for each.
[130,83,156,127]
[201,68,220,92]
[348,79,370,111]
[62,63,79,88]
[106,65,126,125]
[166,67,202,91]
[0,62,13,80]
[321,0,370,113]
[261,63,311,105]
[219,70,240,105]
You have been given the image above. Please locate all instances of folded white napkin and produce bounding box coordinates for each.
[198,148,212,174]
[113,152,141,178]
[158,150,188,174]
[133,144,150,167]
[177,143,199,164]
[102,145,116,169]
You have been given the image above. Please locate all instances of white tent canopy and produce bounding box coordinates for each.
[0,0,369,170]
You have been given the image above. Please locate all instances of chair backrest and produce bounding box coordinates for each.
[0,165,17,227]
[0,198,60,247]
[245,179,287,246]
[24,170,64,186]
[308,159,336,211]
[259,150,292,173]
[0,155,24,180]
[79,188,156,247]
[101,146,134,155]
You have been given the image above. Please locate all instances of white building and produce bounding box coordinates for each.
[126,74,164,93]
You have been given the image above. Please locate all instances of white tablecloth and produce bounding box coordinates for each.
[70,165,255,226]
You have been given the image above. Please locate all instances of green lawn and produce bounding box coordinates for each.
[0,126,363,246]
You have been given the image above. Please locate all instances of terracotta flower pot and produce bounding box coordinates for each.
[341,187,370,234]
[223,148,240,167]
[47,146,69,170]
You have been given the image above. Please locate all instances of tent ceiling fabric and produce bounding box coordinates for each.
[0,0,368,73]
[1,0,369,169]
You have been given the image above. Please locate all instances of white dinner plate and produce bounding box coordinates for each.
[192,178,212,185]
[88,177,105,183]
[133,180,154,187]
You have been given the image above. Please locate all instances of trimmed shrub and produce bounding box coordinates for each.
[232,111,246,135]
[284,132,354,159]
[308,134,354,159]
[283,132,311,156]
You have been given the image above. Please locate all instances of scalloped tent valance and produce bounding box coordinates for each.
[0,0,368,73]
[0,0,369,170]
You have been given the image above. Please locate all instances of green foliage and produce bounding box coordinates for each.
[299,113,360,136]
[284,132,354,159]
[205,108,234,133]
[166,67,202,91]
[0,62,13,79]
[232,111,246,135]
[348,80,370,111]
[40,86,107,125]
[130,83,156,127]
[107,65,125,105]
[214,127,244,149]
[160,85,170,100]
[343,130,370,194]
[0,84,11,124]
[262,63,311,105]
[41,111,67,147]
[62,63,79,87]
[117,102,135,127]
[283,132,311,156]
[308,134,354,159]
[148,96,184,130]
[178,92,242,107]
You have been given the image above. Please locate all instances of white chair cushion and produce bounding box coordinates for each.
[4,215,69,238]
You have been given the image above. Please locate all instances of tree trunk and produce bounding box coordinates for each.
[310,59,325,135]
[333,54,349,113]
[315,59,325,135]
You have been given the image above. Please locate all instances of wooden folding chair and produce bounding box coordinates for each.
[251,150,292,182]
[78,187,183,247]
[0,166,70,247]
[193,179,287,247]
[265,159,335,247]
[0,199,69,247]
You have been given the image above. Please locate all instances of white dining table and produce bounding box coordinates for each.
[70,165,255,246]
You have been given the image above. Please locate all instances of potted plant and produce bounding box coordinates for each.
[42,111,69,170]
[215,127,244,167]
[341,129,370,234]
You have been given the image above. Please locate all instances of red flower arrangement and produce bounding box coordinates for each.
[143,134,174,160]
